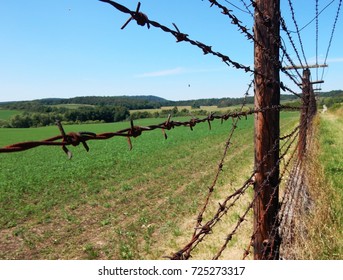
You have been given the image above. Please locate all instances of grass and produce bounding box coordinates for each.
[315,106,343,258]
[0,112,300,259]
[287,106,343,259]
[0,109,22,120]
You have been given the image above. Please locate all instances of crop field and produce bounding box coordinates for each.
[0,110,22,120]
[129,105,250,115]
[160,106,193,111]
[0,112,299,259]
[50,104,95,109]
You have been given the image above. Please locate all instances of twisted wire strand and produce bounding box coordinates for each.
[321,0,343,80]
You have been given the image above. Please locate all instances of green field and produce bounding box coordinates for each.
[129,105,251,115]
[50,104,95,109]
[0,112,300,259]
[0,109,22,120]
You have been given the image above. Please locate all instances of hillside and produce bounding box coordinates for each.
[0,91,341,128]
[0,93,301,110]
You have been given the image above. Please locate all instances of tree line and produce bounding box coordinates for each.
[2,91,339,128]
[0,106,130,128]
[2,93,302,112]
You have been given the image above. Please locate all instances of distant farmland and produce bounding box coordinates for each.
[0,109,22,120]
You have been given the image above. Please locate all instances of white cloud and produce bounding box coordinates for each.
[326,57,343,63]
[306,56,343,65]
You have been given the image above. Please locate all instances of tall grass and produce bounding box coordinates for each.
[289,108,342,259]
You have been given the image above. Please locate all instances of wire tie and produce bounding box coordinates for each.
[56,120,73,159]
[218,203,225,211]
[207,113,214,130]
[172,23,188,42]
[120,2,150,29]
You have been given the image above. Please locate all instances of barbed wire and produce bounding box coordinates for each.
[275,111,317,259]
[246,84,317,260]
[289,0,336,34]
[0,0,324,261]
[265,109,313,259]
[286,0,308,67]
[73,0,319,260]
[0,105,301,157]
[185,80,254,258]
[100,0,253,73]
[100,0,301,97]
[321,0,343,80]
[167,175,253,259]
[238,0,254,17]
[250,0,306,80]
[247,0,303,94]
[279,16,305,72]
[166,117,302,260]
[223,0,251,14]
[214,121,301,260]
[205,0,303,96]
[240,121,301,259]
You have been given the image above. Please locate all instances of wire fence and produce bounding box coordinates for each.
[1,0,338,259]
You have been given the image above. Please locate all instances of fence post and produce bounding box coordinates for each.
[253,0,281,260]
[298,69,311,159]
[309,81,317,118]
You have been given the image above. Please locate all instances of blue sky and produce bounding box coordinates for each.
[0,0,342,102]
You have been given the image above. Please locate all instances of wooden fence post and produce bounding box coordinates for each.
[253,0,281,260]
[309,81,317,118]
[298,69,311,159]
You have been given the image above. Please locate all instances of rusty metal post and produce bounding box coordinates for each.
[253,0,281,260]
[298,69,311,160]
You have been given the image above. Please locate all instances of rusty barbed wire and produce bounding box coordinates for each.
[274,159,304,259]
[204,0,302,97]
[1,0,323,261]
[100,0,252,73]
[167,178,253,260]
[253,105,314,260]
[95,0,318,260]
[274,118,316,259]
[169,141,284,259]
[185,80,254,258]
[321,0,343,81]
[206,0,255,41]
[223,0,251,14]
[0,105,300,157]
[214,124,300,259]
[286,0,308,67]
[280,16,305,70]
[100,0,300,97]
[238,0,254,17]
[249,0,304,86]
[242,123,301,260]
[262,129,306,260]
[167,118,301,260]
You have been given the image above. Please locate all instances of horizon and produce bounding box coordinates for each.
[1,89,341,105]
